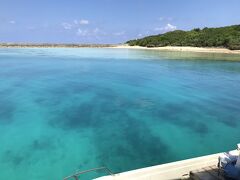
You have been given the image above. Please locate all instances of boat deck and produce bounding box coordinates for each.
[90,149,239,180]
[190,165,226,180]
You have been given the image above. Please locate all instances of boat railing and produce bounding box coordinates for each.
[63,166,114,180]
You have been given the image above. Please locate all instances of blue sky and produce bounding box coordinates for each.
[0,0,240,44]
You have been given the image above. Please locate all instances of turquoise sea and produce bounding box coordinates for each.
[0,48,240,179]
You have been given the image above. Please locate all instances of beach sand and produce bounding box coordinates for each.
[113,45,240,54]
[1,43,240,54]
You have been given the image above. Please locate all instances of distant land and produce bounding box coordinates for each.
[127,25,240,50]
[1,43,240,55]
[1,25,240,55]
[0,43,116,48]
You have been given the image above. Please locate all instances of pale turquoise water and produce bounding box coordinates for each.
[0,48,240,179]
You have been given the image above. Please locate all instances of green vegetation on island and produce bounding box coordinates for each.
[127,25,240,50]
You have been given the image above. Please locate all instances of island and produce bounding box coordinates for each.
[126,25,240,50]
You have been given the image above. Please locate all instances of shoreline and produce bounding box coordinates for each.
[0,43,240,54]
[112,45,240,54]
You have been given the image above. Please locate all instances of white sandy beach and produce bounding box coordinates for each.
[113,45,240,54]
[1,44,240,55]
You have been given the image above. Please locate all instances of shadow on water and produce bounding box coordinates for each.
[152,102,209,135]
[2,150,25,167]
[34,81,96,108]
[46,88,173,173]
[30,138,56,151]
[1,137,58,168]
[0,93,16,124]
[203,98,240,128]
[90,111,172,173]
[0,102,15,124]
[50,103,97,130]
[47,87,137,130]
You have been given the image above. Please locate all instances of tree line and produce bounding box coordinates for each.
[127,25,240,50]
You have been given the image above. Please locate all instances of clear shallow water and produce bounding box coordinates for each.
[0,48,240,179]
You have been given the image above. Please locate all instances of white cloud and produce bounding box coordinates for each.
[76,28,89,36]
[62,19,90,31]
[154,23,177,33]
[79,19,89,25]
[9,20,15,24]
[164,23,177,31]
[113,31,125,36]
[76,27,103,37]
[62,22,72,30]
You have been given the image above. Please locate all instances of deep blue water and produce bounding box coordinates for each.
[0,48,240,179]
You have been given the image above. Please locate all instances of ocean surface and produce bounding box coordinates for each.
[0,48,240,179]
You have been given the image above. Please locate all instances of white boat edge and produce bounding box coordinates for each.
[95,149,239,180]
